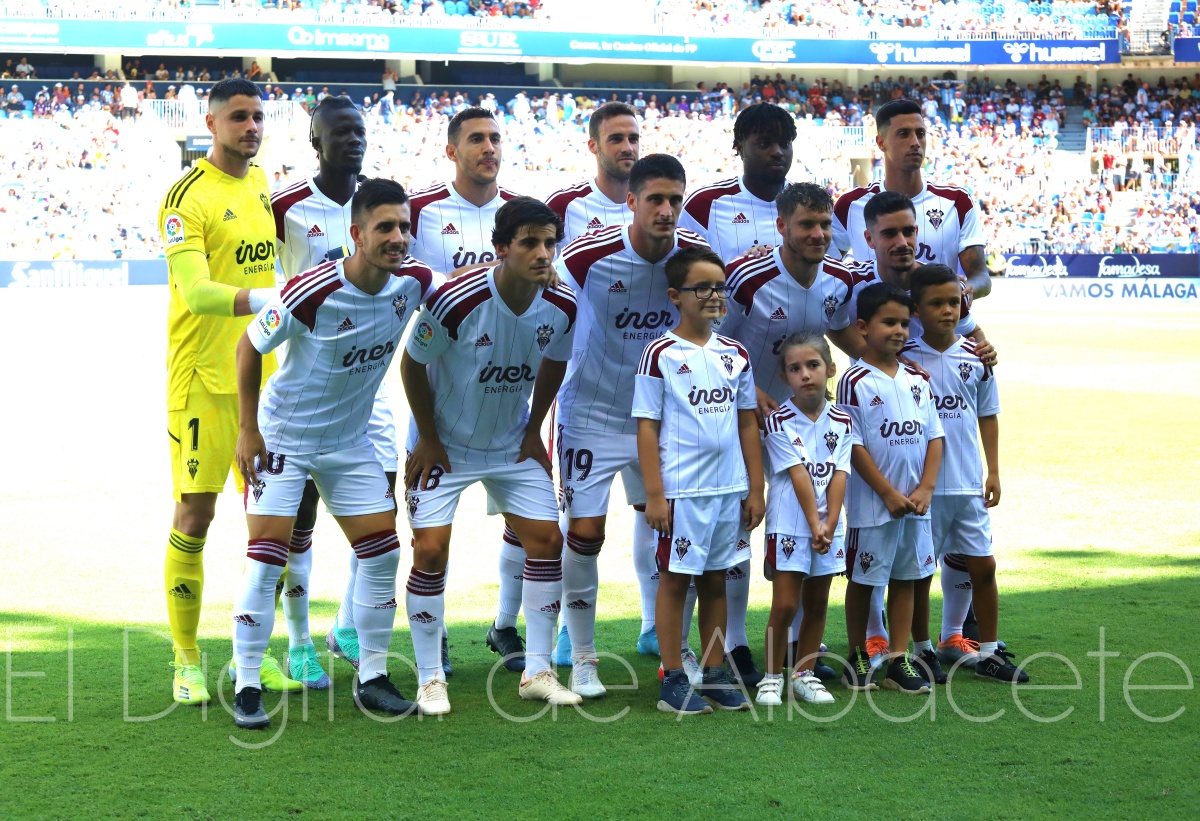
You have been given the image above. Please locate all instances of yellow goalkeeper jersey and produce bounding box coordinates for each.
[159,158,278,410]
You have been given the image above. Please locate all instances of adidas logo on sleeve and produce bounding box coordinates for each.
[223,209,237,221]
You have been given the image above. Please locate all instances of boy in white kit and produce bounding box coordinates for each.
[400,197,581,714]
[231,179,436,729]
[634,246,765,716]
[836,282,944,695]
[902,264,1029,684]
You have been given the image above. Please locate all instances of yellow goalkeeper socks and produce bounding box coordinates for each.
[166,529,205,666]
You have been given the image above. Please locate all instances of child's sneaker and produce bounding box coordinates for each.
[755,675,784,706]
[866,634,889,673]
[791,671,835,704]
[700,667,750,711]
[975,650,1030,683]
[914,648,948,684]
[841,647,878,691]
[883,654,931,695]
[937,633,980,670]
[657,669,712,715]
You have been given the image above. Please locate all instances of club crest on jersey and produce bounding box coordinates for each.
[720,353,734,375]
[823,294,839,318]
[259,193,271,213]
[586,217,603,231]
[187,458,199,479]
[405,490,419,518]
[562,485,574,509]
[824,430,838,453]
[732,212,750,225]
[926,208,945,230]
[674,537,691,559]
[536,323,554,352]
[393,295,408,322]
[859,551,874,573]
[251,482,265,502]
[780,537,797,560]
[911,383,923,405]
[959,362,973,382]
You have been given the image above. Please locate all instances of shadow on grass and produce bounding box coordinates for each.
[2,570,1198,818]
[1036,549,1200,570]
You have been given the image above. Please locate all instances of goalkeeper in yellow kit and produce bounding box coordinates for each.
[158,79,299,704]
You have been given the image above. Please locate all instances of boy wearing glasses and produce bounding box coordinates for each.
[634,246,766,715]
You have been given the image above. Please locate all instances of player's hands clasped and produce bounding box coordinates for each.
[812,520,835,555]
[236,427,269,488]
[405,436,452,492]
[884,489,917,518]
[984,472,1001,508]
[516,427,553,477]
[908,486,934,517]
[644,495,671,534]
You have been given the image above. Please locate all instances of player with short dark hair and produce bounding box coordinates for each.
[157,77,295,706]
[400,197,581,714]
[554,154,710,697]
[836,282,943,695]
[634,245,764,715]
[231,177,436,728]
[832,100,991,299]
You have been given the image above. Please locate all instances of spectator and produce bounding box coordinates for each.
[120,82,139,120]
[15,58,34,79]
[5,85,26,118]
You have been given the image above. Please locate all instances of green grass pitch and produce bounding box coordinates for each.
[1,283,1197,819]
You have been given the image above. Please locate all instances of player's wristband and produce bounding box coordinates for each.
[248,288,278,314]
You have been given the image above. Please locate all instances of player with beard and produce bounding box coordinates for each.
[545,102,655,664]
[832,99,991,300]
[408,108,526,675]
[678,103,800,685]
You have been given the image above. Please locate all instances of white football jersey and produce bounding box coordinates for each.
[404,266,577,465]
[763,399,853,538]
[836,360,945,528]
[555,225,709,435]
[546,179,632,245]
[831,180,984,273]
[408,182,520,275]
[719,248,857,403]
[271,176,356,285]
[632,331,757,498]
[900,336,999,496]
[678,176,781,263]
[844,261,977,338]
[248,257,436,455]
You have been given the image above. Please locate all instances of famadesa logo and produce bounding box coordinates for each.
[1097,255,1163,278]
[1004,254,1069,279]
[288,25,390,52]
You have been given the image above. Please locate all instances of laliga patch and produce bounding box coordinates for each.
[256,307,282,337]
[164,214,185,246]
[413,320,435,350]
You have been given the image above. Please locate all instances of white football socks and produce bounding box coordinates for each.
[631,512,659,634]
[405,566,446,685]
[234,539,289,692]
[522,558,562,676]
[940,554,973,641]
[281,531,312,648]
[351,531,400,684]
[336,553,359,631]
[867,584,888,641]
[724,559,752,651]
[562,531,602,660]
[495,527,525,631]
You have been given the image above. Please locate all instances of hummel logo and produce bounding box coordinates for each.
[337,317,356,333]
[608,280,627,293]
[441,223,459,235]
[540,600,561,614]
[283,585,306,598]
[169,583,196,600]
[770,307,787,320]
[566,599,591,610]
[792,437,804,446]
[586,217,603,230]
[223,209,237,221]
[870,395,884,407]
[475,333,492,347]
[306,224,324,238]
[234,614,260,627]
[410,611,436,623]
[677,363,692,375]
[374,598,398,609]
[732,212,750,225]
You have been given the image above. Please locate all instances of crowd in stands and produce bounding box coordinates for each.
[656,0,1120,38]
[1083,72,1200,129]
[4,69,1200,259]
[4,0,548,22]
